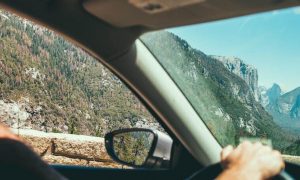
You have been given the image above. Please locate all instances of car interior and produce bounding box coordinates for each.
[1,0,300,179]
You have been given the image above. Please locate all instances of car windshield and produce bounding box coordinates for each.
[141,6,300,163]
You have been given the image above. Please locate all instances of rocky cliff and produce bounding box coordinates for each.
[211,56,259,101]
[266,84,282,104]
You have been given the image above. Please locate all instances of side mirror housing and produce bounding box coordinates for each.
[105,128,173,168]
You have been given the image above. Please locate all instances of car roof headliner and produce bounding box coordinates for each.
[83,0,300,28]
[0,0,299,60]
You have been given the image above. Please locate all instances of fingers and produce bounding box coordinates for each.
[221,145,234,168]
[221,145,234,161]
[272,150,285,170]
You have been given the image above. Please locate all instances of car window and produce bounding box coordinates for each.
[141,6,300,164]
[0,10,164,168]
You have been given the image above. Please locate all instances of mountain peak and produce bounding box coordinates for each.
[271,83,281,89]
[266,83,282,103]
[269,83,282,94]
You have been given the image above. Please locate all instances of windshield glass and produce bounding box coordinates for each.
[141,6,300,162]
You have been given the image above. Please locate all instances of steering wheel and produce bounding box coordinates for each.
[186,161,296,180]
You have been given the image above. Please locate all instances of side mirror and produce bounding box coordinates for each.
[105,128,173,168]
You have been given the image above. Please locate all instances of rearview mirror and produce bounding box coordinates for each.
[105,128,173,168]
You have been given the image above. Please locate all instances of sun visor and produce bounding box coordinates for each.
[127,0,205,14]
[83,0,300,29]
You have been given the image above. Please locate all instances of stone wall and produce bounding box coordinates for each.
[12,129,123,168]
[282,155,300,164]
[12,129,300,168]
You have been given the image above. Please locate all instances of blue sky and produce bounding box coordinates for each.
[168,6,300,92]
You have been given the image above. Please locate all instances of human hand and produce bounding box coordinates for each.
[217,141,284,180]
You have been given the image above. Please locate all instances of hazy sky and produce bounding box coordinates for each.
[169,6,300,92]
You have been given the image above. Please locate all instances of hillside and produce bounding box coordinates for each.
[0,10,161,137]
[141,31,298,150]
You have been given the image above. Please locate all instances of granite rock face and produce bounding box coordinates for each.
[266,86,300,121]
[266,84,282,105]
[211,56,259,101]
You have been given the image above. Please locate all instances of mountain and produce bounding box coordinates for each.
[262,85,300,134]
[259,83,282,108]
[0,11,161,136]
[141,31,297,149]
[267,84,282,104]
[210,56,259,101]
[267,87,300,119]
[280,87,300,114]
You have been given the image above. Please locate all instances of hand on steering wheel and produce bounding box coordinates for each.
[187,141,294,180]
[186,162,294,180]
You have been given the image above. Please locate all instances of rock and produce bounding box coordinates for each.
[258,86,269,107]
[88,161,124,168]
[0,100,30,128]
[21,135,51,155]
[25,67,44,80]
[211,56,259,101]
[266,83,282,104]
[283,155,300,164]
[43,155,122,168]
[43,155,88,166]
[11,129,119,168]
[52,136,111,161]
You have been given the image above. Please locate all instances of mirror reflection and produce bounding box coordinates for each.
[113,131,154,166]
